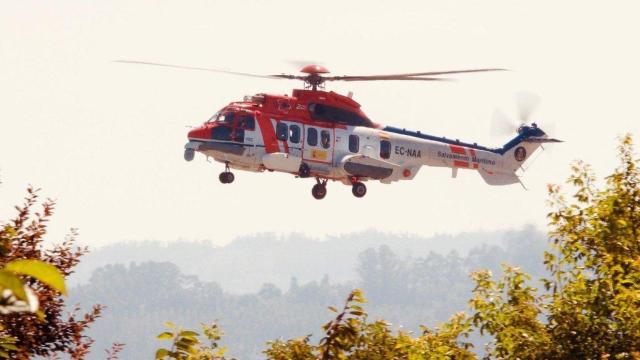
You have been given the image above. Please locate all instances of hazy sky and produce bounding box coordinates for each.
[1,0,639,247]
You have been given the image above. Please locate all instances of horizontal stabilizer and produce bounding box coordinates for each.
[524,136,563,144]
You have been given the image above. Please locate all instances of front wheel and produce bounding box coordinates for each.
[311,184,327,200]
[352,182,367,198]
[184,148,195,162]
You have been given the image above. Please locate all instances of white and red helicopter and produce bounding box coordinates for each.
[119,61,561,199]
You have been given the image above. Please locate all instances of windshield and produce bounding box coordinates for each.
[207,111,235,123]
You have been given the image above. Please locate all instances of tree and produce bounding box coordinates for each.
[158,290,475,360]
[0,188,104,359]
[470,134,640,359]
[155,135,640,359]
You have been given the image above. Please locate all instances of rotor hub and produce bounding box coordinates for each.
[300,64,330,74]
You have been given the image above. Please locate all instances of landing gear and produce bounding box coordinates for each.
[299,162,311,178]
[311,178,327,200]
[219,162,235,184]
[351,182,367,198]
[184,148,195,162]
[219,172,234,184]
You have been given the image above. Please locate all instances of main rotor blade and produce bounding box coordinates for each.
[114,60,285,80]
[326,75,451,82]
[326,68,506,82]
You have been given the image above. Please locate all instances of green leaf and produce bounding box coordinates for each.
[178,330,199,338]
[156,332,174,340]
[0,344,16,351]
[5,260,66,295]
[0,270,27,300]
[155,348,170,359]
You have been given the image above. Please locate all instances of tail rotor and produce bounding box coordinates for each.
[490,91,557,140]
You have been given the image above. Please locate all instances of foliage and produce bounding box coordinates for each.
[469,266,550,359]
[158,289,475,360]
[264,289,475,359]
[468,134,640,359]
[151,135,640,359]
[155,322,233,360]
[0,187,103,359]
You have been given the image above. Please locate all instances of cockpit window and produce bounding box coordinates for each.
[212,126,232,141]
[212,112,235,123]
[207,111,220,123]
[237,114,255,130]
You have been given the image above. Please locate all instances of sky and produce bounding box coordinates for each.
[1,0,639,248]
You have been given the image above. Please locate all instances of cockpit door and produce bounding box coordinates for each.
[234,113,256,158]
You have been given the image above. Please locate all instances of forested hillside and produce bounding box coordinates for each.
[69,227,546,359]
[70,228,536,293]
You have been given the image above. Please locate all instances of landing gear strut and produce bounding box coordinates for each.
[351,180,367,198]
[311,178,327,200]
[219,162,235,184]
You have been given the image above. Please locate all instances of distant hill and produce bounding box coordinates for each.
[69,225,548,359]
[70,228,533,293]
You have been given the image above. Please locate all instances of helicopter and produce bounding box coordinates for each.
[118,60,561,199]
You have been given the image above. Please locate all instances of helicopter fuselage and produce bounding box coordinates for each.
[184,89,554,198]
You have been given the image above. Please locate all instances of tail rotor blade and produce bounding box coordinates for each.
[516,91,541,123]
[490,109,519,138]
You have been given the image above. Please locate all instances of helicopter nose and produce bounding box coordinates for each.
[188,127,209,140]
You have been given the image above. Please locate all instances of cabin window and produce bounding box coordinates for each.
[289,125,301,143]
[276,123,288,141]
[349,135,359,153]
[237,114,255,130]
[307,128,318,146]
[211,126,232,141]
[321,130,331,149]
[380,140,391,159]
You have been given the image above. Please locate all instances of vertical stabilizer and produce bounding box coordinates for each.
[478,124,560,186]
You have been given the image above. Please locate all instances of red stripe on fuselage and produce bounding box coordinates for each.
[449,145,466,155]
[256,112,279,153]
[468,149,479,168]
[453,160,469,168]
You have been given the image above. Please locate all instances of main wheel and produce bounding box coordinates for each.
[219,172,235,184]
[299,163,311,178]
[311,184,327,200]
[352,182,367,198]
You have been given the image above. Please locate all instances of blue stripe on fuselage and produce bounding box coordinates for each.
[382,126,530,155]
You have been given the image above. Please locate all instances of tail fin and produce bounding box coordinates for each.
[500,124,561,172]
[479,124,561,186]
